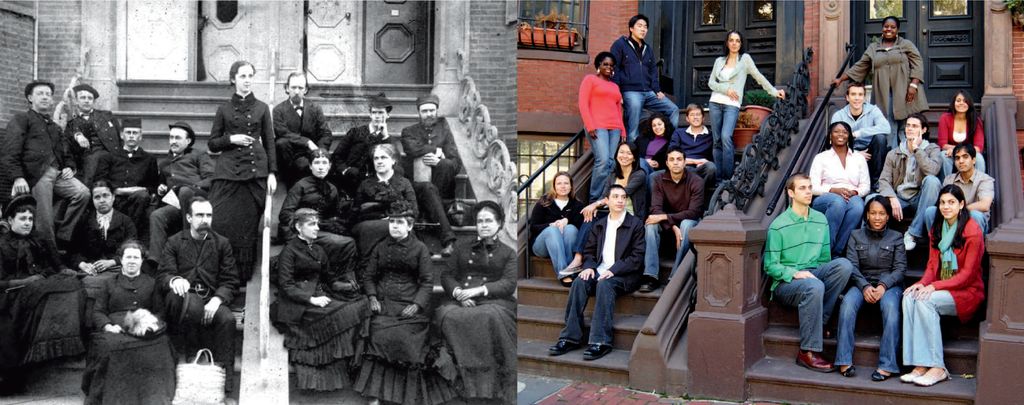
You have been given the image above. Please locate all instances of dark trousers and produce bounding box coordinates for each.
[428,159,460,200]
[558,276,629,346]
[852,133,888,186]
[413,182,456,244]
[78,149,110,186]
[114,189,152,242]
[276,138,313,188]
[148,187,201,260]
[163,290,236,389]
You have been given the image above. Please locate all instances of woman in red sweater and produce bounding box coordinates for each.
[579,51,627,203]
[900,184,985,387]
[937,91,985,176]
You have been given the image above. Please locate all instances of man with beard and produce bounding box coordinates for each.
[70,180,138,303]
[157,197,239,393]
[149,121,216,260]
[400,94,460,255]
[329,92,400,196]
[94,118,159,239]
[64,83,122,185]
[1,80,91,247]
[273,72,332,188]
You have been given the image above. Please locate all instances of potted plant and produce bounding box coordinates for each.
[518,10,579,49]
[732,89,775,149]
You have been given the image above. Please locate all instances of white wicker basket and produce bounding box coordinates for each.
[172,348,226,405]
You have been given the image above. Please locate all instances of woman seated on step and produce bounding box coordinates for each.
[0,194,87,395]
[272,208,369,392]
[528,171,584,284]
[834,196,905,381]
[900,184,985,387]
[435,201,517,403]
[352,143,419,256]
[809,121,869,258]
[82,240,175,404]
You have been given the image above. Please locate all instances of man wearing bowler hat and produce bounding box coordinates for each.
[273,72,333,188]
[1,80,91,247]
[149,121,216,260]
[94,117,159,238]
[64,83,122,185]
[329,92,401,196]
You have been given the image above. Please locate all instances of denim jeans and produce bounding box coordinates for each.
[851,133,889,185]
[835,285,903,373]
[622,91,680,143]
[559,275,629,346]
[772,258,853,352]
[708,102,741,181]
[31,166,91,243]
[915,206,989,237]
[941,153,986,179]
[902,290,957,369]
[588,129,621,203]
[572,211,608,254]
[811,193,864,257]
[532,224,580,277]
[866,175,940,238]
[643,220,698,280]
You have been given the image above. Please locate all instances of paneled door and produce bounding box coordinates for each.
[199,0,303,86]
[305,0,362,85]
[125,0,195,80]
[362,0,432,84]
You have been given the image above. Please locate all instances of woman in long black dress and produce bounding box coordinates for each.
[81,240,175,404]
[0,195,86,394]
[354,201,455,405]
[352,143,418,256]
[272,208,369,391]
[207,60,277,281]
[435,201,516,403]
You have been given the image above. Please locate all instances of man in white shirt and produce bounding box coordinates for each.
[548,185,645,361]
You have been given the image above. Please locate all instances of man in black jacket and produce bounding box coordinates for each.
[610,14,679,142]
[273,72,333,188]
[548,185,645,361]
[149,121,215,259]
[329,92,400,196]
[94,118,159,239]
[64,83,122,185]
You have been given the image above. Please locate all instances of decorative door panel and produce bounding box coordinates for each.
[305,0,362,85]
[362,0,432,84]
[199,0,303,88]
[125,0,194,80]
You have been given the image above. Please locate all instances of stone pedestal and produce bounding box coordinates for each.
[431,1,469,116]
[817,1,850,96]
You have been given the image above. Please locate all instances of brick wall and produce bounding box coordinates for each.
[36,0,82,101]
[803,1,819,101]
[469,0,518,157]
[0,6,35,136]
[1013,22,1024,185]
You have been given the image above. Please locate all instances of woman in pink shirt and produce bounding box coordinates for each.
[937,91,985,176]
[579,51,627,203]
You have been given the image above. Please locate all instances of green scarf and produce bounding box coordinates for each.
[938,219,959,280]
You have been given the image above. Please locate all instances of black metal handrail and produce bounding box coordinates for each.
[763,43,856,216]
[517,129,586,195]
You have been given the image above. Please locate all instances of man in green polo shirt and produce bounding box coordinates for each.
[765,174,853,373]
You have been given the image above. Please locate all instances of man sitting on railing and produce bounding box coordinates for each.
[872,113,942,251]
[548,185,645,361]
[765,174,852,373]
[831,82,890,187]
[640,147,704,293]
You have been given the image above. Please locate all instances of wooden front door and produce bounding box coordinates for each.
[852,0,983,104]
[362,0,432,84]
[305,0,362,85]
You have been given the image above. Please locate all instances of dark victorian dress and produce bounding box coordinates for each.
[271,237,369,391]
[81,273,175,405]
[435,237,517,403]
[351,174,418,255]
[354,235,455,404]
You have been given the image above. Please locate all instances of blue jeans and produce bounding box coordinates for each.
[572,210,608,254]
[902,290,957,369]
[709,102,741,181]
[941,153,986,179]
[772,258,853,352]
[915,206,989,237]
[643,220,698,280]
[867,175,940,238]
[588,129,621,203]
[852,134,889,185]
[835,285,903,373]
[622,91,679,143]
[532,225,580,277]
[559,276,629,346]
[811,193,864,257]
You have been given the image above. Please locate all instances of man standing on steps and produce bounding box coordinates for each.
[330,92,400,196]
[764,174,853,373]
[157,197,240,393]
[548,185,645,361]
[610,14,679,143]
[64,83,122,185]
[273,72,333,189]
[831,82,891,187]
[401,94,459,256]
[640,147,704,293]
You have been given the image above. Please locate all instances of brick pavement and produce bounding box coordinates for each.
[533,380,781,405]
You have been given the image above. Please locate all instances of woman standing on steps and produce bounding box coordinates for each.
[529,172,584,284]
[707,30,786,181]
[578,51,627,203]
[900,184,984,387]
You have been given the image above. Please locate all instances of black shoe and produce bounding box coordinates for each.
[582,344,613,361]
[638,277,659,293]
[839,365,856,377]
[871,370,892,381]
[548,340,580,356]
[440,242,455,257]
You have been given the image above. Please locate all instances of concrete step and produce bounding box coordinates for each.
[762,325,978,375]
[517,304,646,351]
[517,339,630,387]
[766,299,981,341]
[526,254,677,281]
[746,357,976,405]
[116,80,433,99]
[118,94,424,116]
[517,278,661,316]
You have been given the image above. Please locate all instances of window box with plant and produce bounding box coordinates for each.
[732,89,775,150]
[518,10,580,50]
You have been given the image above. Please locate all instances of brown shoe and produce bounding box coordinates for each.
[795,350,835,373]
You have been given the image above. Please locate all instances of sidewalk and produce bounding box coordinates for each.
[518,374,780,405]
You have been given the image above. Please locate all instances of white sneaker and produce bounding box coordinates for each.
[904,233,917,251]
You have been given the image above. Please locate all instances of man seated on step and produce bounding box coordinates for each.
[830,82,891,186]
[401,94,459,255]
[872,112,942,251]
[64,83,122,185]
[156,197,239,388]
[272,72,332,189]
[94,117,159,241]
[330,92,402,197]
[640,147,704,293]
[70,180,137,306]
[548,185,645,361]
[908,143,993,240]
[149,121,216,262]
[764,174,853,373]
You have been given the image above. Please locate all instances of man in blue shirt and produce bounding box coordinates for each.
[830,82,890,186]
[610,14,679,143]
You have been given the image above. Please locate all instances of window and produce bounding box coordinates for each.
[518,0,589,53]
[517,136,581,218]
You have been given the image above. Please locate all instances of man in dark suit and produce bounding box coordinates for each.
[400,94,460,255]
[71,180,138,303]
[548,184,645,361]
[94,118,159,239]
[329,92,400,196]
[273,72,332,188]
[1,80,91,246]
[64,83,122,185]
[149,121,215,260]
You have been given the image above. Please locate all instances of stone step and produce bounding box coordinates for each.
[517,278,661,316]
[746,357,976,405]
[517,304,646,351]
[517,339,630,387]
[117,94,423,116]
[762,325,978,375]
[766,299,980,341]
[116,80,433,99]
[526,254,677,281]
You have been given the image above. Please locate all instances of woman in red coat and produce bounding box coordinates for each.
[900,184,985,387]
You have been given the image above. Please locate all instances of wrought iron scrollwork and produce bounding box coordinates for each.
[707,48,813,215]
